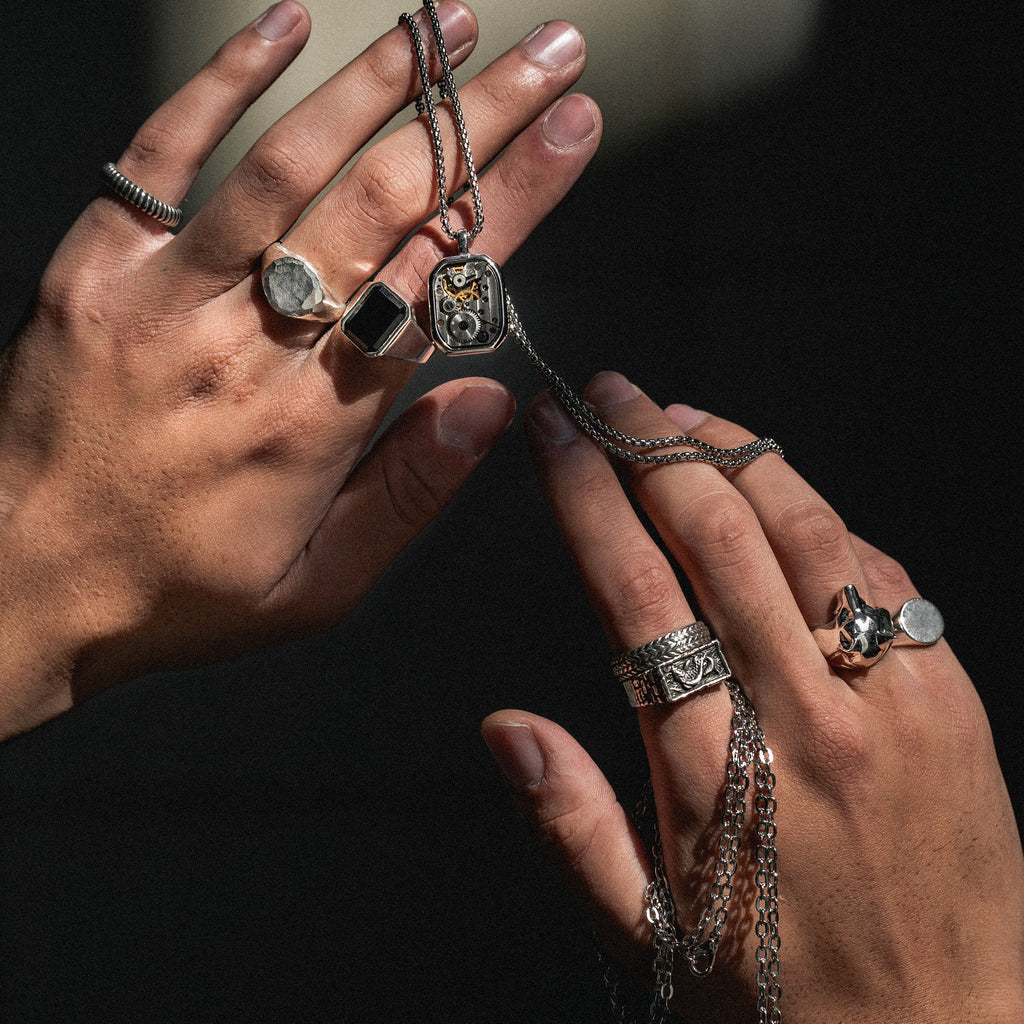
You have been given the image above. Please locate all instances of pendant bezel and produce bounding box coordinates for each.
[427,252,508,356]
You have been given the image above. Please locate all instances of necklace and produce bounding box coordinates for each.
[400,9,783,1021]
[399,5,784,469]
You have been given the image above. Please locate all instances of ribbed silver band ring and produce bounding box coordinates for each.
[100,163,182,227]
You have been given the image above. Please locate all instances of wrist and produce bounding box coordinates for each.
[0,475,129,740]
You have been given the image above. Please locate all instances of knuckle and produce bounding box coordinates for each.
[393,231,447,301]
[684,492,761,573]
[348,147,430,232]
[795,697,876,795]
[124,117,189,170]
[491,152,544,213]
[775,500,851,564]
[943,688,993,764]
[174,346,249,406]
[610,554,682,639]
[362,36,420,101]
[202,36,263,96]
[860,549,913,594]
[533,796,616,874]
[240,133,315,206]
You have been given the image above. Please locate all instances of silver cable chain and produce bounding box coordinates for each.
[603,679,782,1024]
[403,9,782,1017]
[400,4,784,468]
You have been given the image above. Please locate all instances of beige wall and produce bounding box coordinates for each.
[151,0,818,205]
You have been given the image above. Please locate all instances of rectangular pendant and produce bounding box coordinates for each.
[427,252,508,355]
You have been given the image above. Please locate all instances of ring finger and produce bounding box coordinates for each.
[159,2,479,298]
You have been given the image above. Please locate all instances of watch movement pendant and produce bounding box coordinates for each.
[428,252,508,355]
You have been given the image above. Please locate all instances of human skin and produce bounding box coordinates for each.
[483,370,1024,1023]
[0,1,601,739]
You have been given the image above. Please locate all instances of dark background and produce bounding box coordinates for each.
[1,1,1020,1021]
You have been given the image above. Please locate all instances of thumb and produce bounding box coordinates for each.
[280,378,514,626]
[481,710,652,971]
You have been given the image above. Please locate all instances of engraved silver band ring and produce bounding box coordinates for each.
[100,162,183,228]
[612,622,733,708]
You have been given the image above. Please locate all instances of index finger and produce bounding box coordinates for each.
[524,386,734,814]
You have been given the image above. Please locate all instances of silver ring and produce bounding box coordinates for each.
[612,622,732,708]
[260,243,345,323]
[811,583,944,670]
[341,281,433,363]
[100,162,182,228]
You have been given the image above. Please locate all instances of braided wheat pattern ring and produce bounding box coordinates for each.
[612,623,732,708]
[100,162,183,227]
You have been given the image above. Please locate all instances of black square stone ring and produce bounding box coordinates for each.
[340,281,433,363]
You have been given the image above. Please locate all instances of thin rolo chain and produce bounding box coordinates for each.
[399,5,484,244]
[509,302,784,468]
[400,4,785,469]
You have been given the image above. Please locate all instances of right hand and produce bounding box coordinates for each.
[484,373,1024,1023]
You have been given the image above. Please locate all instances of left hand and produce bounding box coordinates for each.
[483,371,1024,1024]
[0,2,601,738]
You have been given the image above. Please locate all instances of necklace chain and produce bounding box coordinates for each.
[400,7,484,244]
[508,302,784,468]
[401,3,784,468]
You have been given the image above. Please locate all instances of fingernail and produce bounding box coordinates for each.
[665,403,709,432]
[253,1,302,41]
[527,390,579,445]
[483,721,545,791]
[439,382,514,457]
[422,1,476,58]
[585,370,640,409]
[522,21,584,68]
[542,94,597,150]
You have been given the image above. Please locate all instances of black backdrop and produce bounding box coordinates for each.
[2,2,1021,1021]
